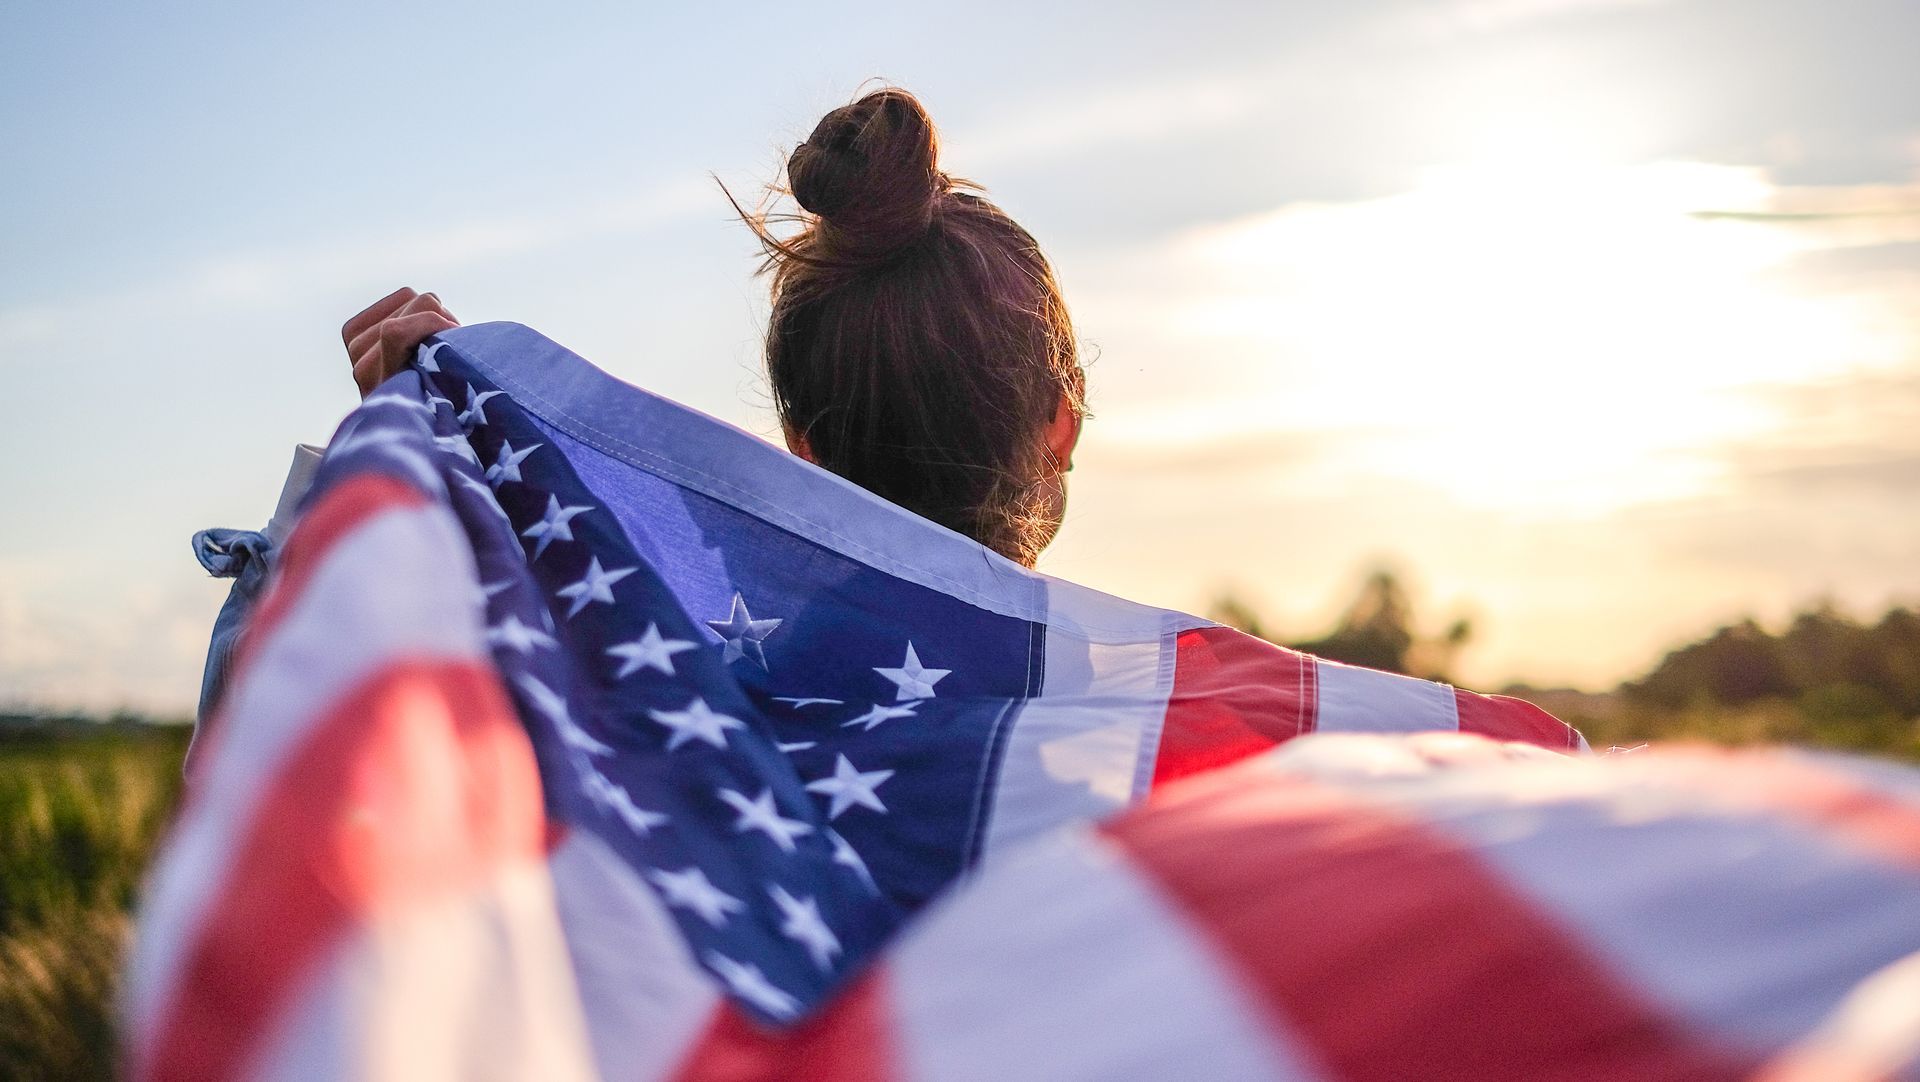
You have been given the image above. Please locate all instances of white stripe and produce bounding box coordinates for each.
[450,322,1216,639]
[127,502,486,1040]
[251,949,353,1082]
[250,859,596,1082]
[546,831,720,1082]
[890,829,1324,1082]
[1763,948,1920,1080]
[1312,659,1458,734]
[1329,755,1920,1057]
[1784,748,1920,811]
[980,696,1158,860]
[979,584,1180,859]
[1259,730,1561,785]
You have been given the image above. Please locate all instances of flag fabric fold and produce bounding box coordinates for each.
[129,323,1920,1081]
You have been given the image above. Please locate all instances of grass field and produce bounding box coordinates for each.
[0,726,188,1080]
[0,699,1912,1079]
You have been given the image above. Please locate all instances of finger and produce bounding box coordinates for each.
[349,312,453,398]
[346,296,456,359]
[346,319,383,364]
[341,286,417,345]
[351,351,384,398]
[376,311,458,371]
[394,291,456,323]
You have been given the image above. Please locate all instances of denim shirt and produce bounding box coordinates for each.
[190,444,324,755]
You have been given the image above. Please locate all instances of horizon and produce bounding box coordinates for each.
[4,0,1919,713]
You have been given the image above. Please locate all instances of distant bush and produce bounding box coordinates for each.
[1627,603,1920,716]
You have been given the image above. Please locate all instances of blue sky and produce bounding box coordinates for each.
[5,0,1920,711]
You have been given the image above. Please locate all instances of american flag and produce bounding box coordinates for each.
[127,324,1920,1080]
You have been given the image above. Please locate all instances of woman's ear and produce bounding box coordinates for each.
[783,422,817,464]
[1043,394,1082,474]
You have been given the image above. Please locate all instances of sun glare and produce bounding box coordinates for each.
[1153,157,1910,515]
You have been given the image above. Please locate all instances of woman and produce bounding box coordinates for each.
[340,88,1085,567]
[197,87,1088,739]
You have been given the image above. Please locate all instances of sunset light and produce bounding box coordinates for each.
[1127,159,1916,513]
[10,5,1920,1075]
[6,1,1920,703]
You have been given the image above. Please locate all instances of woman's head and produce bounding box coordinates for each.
[734,88,1085,567]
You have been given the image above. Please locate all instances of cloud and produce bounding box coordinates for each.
[0,565,218,716]
[1405,0,1680,34]
[0,177,712,357]
[1045,156,1920,690]
[1745,452,1920,496]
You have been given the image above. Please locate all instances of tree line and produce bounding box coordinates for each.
[1210,569,1920,761]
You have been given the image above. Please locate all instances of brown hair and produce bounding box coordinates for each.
[728,88,1086,566]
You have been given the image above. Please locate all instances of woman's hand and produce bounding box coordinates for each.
[341,287,460,398]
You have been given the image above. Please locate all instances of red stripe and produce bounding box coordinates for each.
[189,474,430,777]
[1103,765,1758,1082]
[1453,689,1581,751]
[669,970,897,1082]
[1153,627,1314,788]
[234,474,429,675]
[139,659,544,1082]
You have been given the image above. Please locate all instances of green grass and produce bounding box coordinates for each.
[1519,689,1920,764]
[0,698,1911,1079]
[0,728,188,1081]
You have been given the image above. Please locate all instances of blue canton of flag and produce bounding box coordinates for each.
[326,336,983,1023]
[318,324,1059,1023]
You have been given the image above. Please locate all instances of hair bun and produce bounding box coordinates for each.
[788,89,945,258]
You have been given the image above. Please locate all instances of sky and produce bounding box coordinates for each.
[4,0,1920,713]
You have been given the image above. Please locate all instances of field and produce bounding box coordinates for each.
[0,691,1912,1079]
[0,725,188,1080]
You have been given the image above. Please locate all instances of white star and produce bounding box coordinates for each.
[485,439,541,486]
[329,428,443,495]
[417,340,447,372]
[364,392,435,417]
[826,829,877,893]
[556,556,635,619]
[717,787,813,853]
[486,613,555,655]
[648,697,746,752]
[606,623,697,679]
[704,951,800,1020]
[773,696,844,708]
[804,755,894,819]
[384,445,445,495]
[768,885,842,971]
[458,384,503,429]
[646,866,745,928]
[431,431,480,466]
[520,495,593,560]
[582,770,669,836]
[454,472,515,528]
[515,674,611,757]
[469,577,513,615]
[706,593,781,670]
[330,425,406,457]
[841,702,918,732]
[873,642,950,701]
